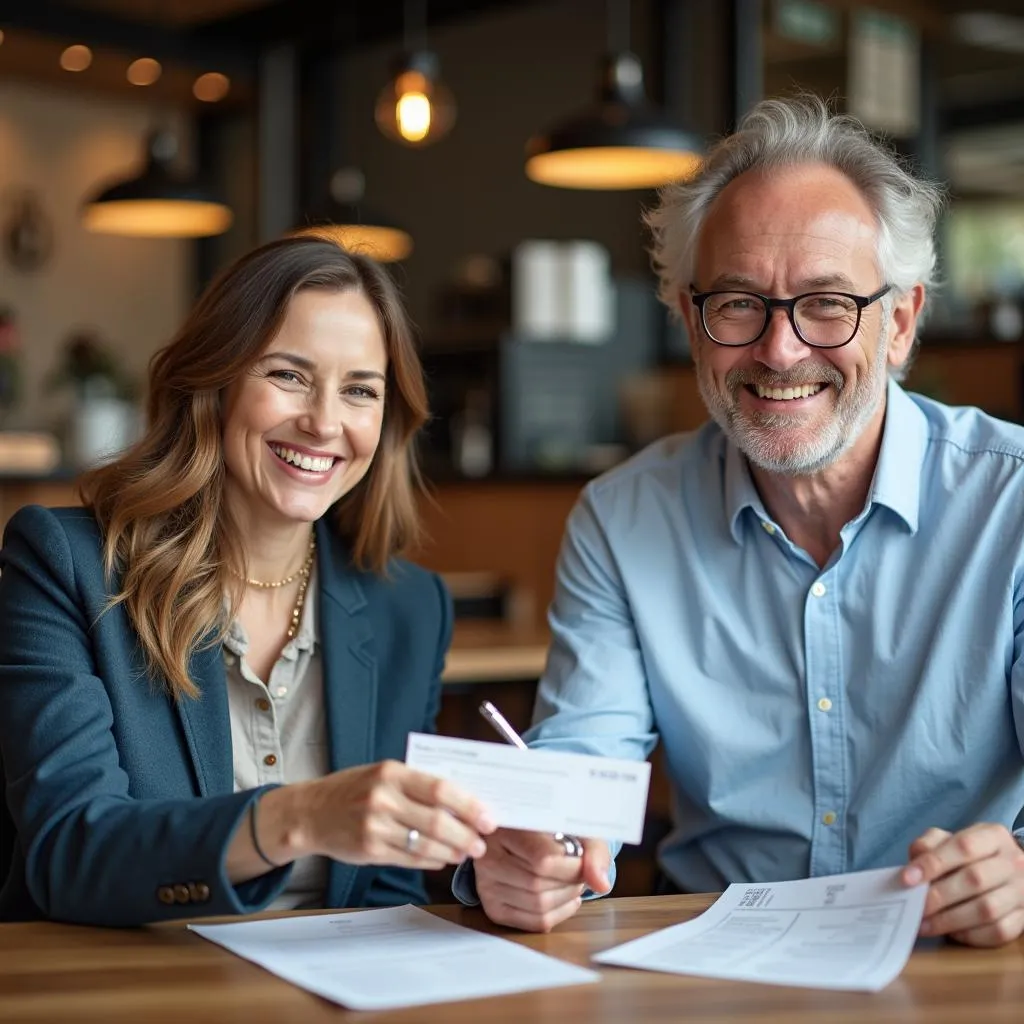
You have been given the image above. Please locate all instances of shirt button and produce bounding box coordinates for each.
[263,753,278,767]
[761,521,776,535]
[275,686,288,698]
[822,811,837,826]
[224,653,236,666]
[255,698,271,712]
[817,697,833,712]
[810,581,827,598]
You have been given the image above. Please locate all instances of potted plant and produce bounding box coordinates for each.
[45,330,140,467]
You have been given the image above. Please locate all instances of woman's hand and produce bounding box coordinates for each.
[257,761,496,872]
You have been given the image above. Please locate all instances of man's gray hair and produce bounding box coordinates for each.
[646,94,945,342]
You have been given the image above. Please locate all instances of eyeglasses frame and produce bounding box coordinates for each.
[689,284,893,349]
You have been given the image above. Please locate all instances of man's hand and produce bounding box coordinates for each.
[474,828,612,933]
[903,824,1024,947]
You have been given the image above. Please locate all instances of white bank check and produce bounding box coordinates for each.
[405,732,651,844]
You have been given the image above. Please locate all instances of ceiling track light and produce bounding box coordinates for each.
[525,0,703,190]
[375,0,455,146]
[81,130,232,238]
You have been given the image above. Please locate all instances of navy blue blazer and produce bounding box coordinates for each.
[0,505,451,925]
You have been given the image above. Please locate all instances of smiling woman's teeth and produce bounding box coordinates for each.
[270,445,335,472]
[754,383,825,401]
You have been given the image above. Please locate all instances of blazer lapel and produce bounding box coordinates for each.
[316,518,378,908]
[175,642,233,797]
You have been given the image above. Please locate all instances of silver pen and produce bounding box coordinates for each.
[478,700,584,858]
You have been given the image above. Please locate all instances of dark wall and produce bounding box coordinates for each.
[337,0,660,335]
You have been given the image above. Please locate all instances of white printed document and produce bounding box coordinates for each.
[594,866,928,992]
[190,905,598,1010]
[405,732,651,844]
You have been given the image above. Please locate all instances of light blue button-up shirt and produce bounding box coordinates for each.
[527,380,1024,891]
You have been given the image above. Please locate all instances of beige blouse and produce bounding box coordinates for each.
[223,566,330,910]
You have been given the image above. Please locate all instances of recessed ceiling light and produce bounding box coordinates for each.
[193,72,230,102]
[60,44,92,72]
[127,57,161,86]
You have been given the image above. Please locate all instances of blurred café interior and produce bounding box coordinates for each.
[0,0,1023,895]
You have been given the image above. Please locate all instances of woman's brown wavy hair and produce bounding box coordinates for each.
[79,236,429,700]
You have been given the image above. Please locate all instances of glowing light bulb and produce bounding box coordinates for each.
[127,57,161,86]
[193,72,230,102]
[375,53,455,147]
[396,92,432,143]
[60,45,92,72]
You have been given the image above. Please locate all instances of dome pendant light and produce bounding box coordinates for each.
[375,0,455,146]
[82,130,232,238]
[525,0,702,190]
[293,168,413,263]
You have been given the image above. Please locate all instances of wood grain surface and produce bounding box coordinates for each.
[2,894,1022,1023]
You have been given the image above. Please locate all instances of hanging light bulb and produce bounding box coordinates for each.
[193,72,231,103]
[126,57,162,86]
[60,45,93,72]
[82,131,232,238]
[292,168,412,263]
[525,0,702,189]
[375,0,455,146]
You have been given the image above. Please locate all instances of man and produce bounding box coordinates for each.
[469,96,1024,945]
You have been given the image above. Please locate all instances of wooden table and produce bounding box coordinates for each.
[442,621,549,685]
[2,894,1022,1023]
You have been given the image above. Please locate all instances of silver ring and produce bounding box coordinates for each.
[404,827,420,853]
[555,832,583,858]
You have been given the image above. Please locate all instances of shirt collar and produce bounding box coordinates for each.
[869,378,925,534]
[723,377,926,542]
[725,436,769,543]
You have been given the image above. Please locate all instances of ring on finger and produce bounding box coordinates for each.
[405,827,421,853]
[555,832,583,858]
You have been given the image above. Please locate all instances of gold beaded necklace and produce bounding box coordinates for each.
[233,532,316,641]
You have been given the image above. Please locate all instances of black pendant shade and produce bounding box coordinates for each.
[526,53,703,190]
[82,131,232,238]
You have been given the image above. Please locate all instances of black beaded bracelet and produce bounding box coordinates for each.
[249,795,280,870]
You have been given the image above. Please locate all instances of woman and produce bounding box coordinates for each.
[0,237,494,925]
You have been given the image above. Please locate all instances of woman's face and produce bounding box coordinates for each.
[221,287,388,530]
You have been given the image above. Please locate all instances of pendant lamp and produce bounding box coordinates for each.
[82,131,232,238]
[375,0,455,146]
[292,168,413,263]
[525,0,702,189]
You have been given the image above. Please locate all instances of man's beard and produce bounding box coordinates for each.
[698,328,889,476]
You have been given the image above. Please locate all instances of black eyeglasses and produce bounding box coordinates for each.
[690,285,892,349]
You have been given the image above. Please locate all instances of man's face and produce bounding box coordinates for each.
[682,163,916,476]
